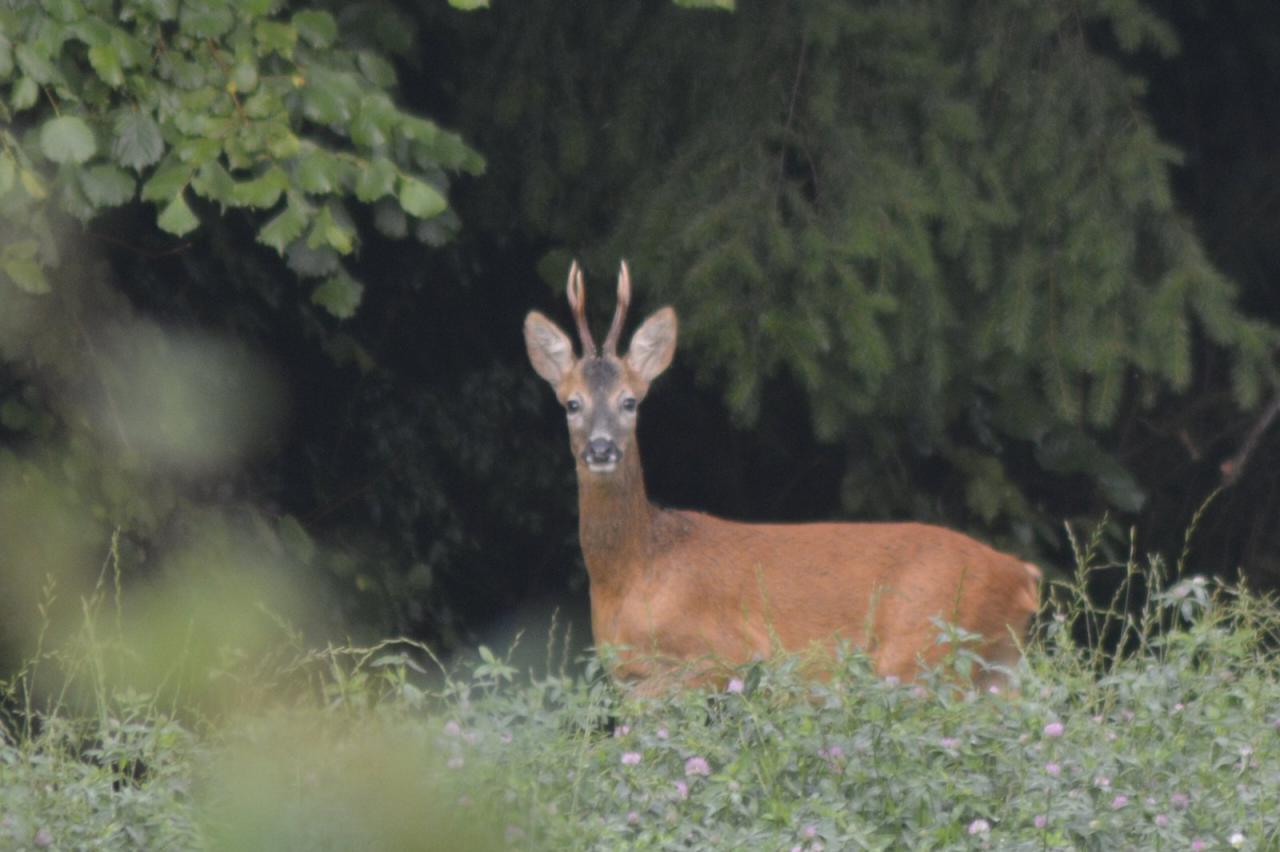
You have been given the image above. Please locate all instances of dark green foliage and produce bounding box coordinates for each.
[448,0,1277,551]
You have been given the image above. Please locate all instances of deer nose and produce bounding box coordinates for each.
[583,437,621,466]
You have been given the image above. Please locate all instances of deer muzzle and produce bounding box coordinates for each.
[583,437,622,471]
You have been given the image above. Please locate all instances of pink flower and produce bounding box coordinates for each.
[1111,795,1129,809]
[802,825,817,839]
[1043,721,1065,738]
[613,724,631,738]
[1155,814,1170,827]
[1094,776,1111,789]
[1191,840,1207,851]
[627,810,640,825]
[1171,792,1190,809]
[968,818,990,835]
[727,677,745,694]
[33,830,53,849]
[621,751,642,766]
[1045,762,1061,776]
[673,780,689,800]
[656,727,669,740]
[940,737,960,749]
[1034,814,1047,829]
[684,756,711,777]
[443,720,461,737]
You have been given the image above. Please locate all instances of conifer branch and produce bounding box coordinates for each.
[774,34,809,202]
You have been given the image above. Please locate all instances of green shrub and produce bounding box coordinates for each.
[2,528,1278,850]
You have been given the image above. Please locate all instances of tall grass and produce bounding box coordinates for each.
[2,524,1278,851]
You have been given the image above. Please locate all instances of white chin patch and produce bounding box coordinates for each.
[586,461,619,474]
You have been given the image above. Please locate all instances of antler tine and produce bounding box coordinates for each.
[603,260,632,356]
[565,260,597,358]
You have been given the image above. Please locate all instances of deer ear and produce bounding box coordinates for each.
[625,307,677,385]
[524,311,576,385]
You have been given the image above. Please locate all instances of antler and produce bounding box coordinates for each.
[603,260,632,356]
[565,260,597,358]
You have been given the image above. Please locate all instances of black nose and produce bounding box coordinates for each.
[583,438,620,465]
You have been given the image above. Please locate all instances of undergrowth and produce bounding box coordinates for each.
[1,526,1278,851]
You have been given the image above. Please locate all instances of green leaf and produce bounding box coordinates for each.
[230,61,259,94]
[19,168,48,200]
[311,270,364,320]
[355,159,396,202]
[257,195,311,254]
[157,193,200,236]
[296,150,342,194]
[356,51,397,88]
[15,44,56,84]
[11,77,38,111]
[306,205,354,254]
[265,127,301,160]
[672,0,734,8]
[141,161,192,201]
[397,177,446,219]
[351,104,390,149]
[88,43,124,87]
[292,10,337,48]
[137,0,178,20]
[179,0,234,38]
[59,175,95,221]
[112,110,164,171]
[40,116,97,164]
[44,0,85,22]
[1,240,49,295]
[191,160,235,203]
[254,21,297,58]
[232,166,289,209]
[79,164,136,207]
[447,0,490,8]
[300,82,349,125]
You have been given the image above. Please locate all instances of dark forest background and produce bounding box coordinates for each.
[2,0,1279,669]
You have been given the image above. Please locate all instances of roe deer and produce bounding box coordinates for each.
[524,261,1041,694]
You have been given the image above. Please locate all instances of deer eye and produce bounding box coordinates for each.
[566,398,582,414]
[621,397,638,413]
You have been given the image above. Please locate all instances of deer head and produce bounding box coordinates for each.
[524,261,677,476]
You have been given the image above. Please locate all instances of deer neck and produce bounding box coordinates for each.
[576,448,653,590]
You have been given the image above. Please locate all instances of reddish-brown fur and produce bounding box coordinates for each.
[526,262,1040,693]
